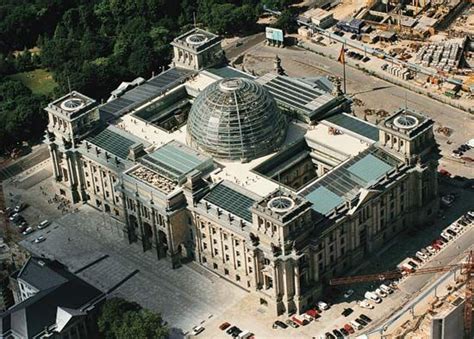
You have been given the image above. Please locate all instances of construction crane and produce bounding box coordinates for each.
[330,251,474,339]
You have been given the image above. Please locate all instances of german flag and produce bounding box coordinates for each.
[337,45,345,64]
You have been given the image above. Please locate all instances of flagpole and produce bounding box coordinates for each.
[343,43,347,94]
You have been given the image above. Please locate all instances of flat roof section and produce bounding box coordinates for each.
[87,126,143,160]
[204,182,256,222]
[324,113,379,142]
[100,68,194,119]
[347,153,394,183]
[300,147,399,215]
[305,186,344,215]
[257,74,336,119]
[141,141,212,182]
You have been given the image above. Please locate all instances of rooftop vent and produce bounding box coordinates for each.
[186,33,208,45]
[267,196,295,213]
[393,115,419,130]
[60,98,86,112]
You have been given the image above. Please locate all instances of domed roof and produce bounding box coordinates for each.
[187,78,287,162]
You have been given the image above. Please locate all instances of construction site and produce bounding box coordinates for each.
[297,0,474,100]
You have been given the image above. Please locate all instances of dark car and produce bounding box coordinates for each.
[446,229,457,236]
[226,326,239,335]
[360,314,372,322]
[362,56,370,62]
[273,320,288,329]
[356,318,368,326]
[332,329,344,338]
[439,235,449,243]
[325,332,336,339]
[342,308,353,317]
[340,327,349,336]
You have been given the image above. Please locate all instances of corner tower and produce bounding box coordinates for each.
[171,28,224,71]
[44,91,99,203]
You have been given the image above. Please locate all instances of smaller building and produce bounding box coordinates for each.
[1,257,104,339]
[302,8,334,28]
[336,19,365,34]
[431,297,465,339]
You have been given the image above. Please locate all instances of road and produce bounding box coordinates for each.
[224,32,266,60]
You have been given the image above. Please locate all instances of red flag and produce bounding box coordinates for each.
[338,45,345,64]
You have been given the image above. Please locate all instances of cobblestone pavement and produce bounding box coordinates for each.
[20,204,247,336]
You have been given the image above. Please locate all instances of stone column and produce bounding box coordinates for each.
[294,264,301,297]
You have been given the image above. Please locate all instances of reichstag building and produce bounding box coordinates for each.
[44,28,439,315]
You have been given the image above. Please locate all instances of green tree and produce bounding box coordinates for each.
[98,297,168,339]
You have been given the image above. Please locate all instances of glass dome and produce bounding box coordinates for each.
[187,78,287,162]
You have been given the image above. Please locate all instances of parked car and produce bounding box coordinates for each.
[344,323,355,334]
[291,315,307,326]
[380,284,393,294]
[13,203,26,213]
[416,251,428,261]
[305,308,319,319]
[226,326,241,336]
[317,301,330,310]
[446,228,457,237]
[413,256,424,264]
[273,320,288,329]
[358,300,374,309]
[350,320,363,330]
[407,261,418,269]
[237,330,252,339]
[360,314,372,323]
[355,318,368,326]
[22,227,35,235]
[34,236,46,244]
[219,322,231,330]
[340,327,349,336]
[426,245,437,254]
[375,288,387,298]
[448,224,461,233]
[325,332,336,339]
[192,325,205,336]
[364,291,382,303]
[441,231,454,240]
[301,313,313,322]
[344,289,354,298]
[341,308,353,317]
[37,220,50,229]
[285,319,298,328]
[9,213,21,222]
[332,329,344,338]
[420,248,431,256]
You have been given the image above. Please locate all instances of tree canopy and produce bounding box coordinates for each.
[97,297,168,339]
[0,0,299,153]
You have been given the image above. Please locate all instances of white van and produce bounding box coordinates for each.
[364,291,382,303]
[238,330,253,339]
[38,220,50,229]
[350,320,363,330]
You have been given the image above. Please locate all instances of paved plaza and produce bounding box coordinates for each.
[19,203,246,336]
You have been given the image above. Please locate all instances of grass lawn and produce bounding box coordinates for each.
[8,69,58,96]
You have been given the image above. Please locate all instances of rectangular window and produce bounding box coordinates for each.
[225,254,230,261]
[224,269,229,275]
[237,260,241,267]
